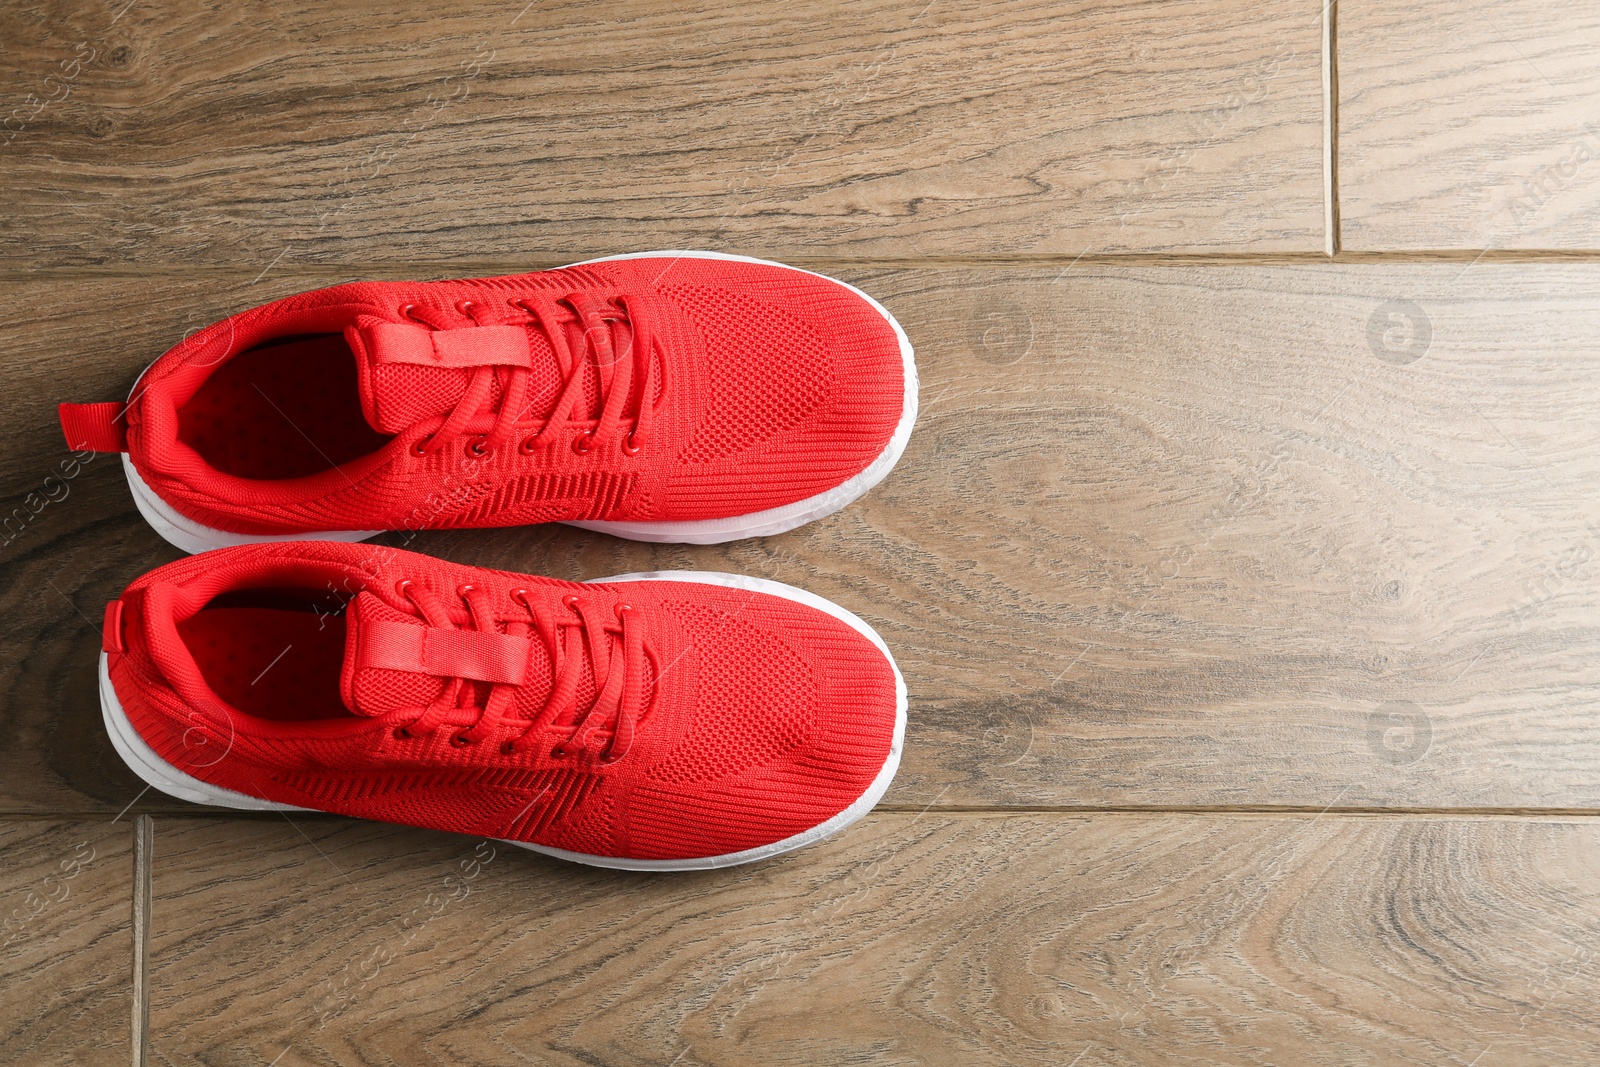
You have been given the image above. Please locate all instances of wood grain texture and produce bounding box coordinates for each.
[0,0,1326,267]
[0,819,132,1067]
[144,812,1600,1066]
[8,265,1600,815]
[8,4,1600,1065]
[1340,1,1600,250]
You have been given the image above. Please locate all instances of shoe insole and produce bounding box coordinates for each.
[177,334,392,480]
[178,605,354,721]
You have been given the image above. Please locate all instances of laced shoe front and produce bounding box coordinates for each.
[59,252,917,553]
[375,578,653,764]
[99,542,906,869]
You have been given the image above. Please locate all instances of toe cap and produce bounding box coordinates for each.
[653,259,911,518]
[624,579,903,859]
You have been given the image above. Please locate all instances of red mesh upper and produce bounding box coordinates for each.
[647,599,818,785]
[342,593,456,716]
[362,325,562,434]
[668,283,834,463]
[101,255,909,536]
[104,543,901,863]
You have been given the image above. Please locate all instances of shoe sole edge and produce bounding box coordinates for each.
[97,571,907,870]
[124,250,917,552]
[99,652,311,812]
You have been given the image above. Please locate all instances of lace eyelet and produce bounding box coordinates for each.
[511,588,532,610]
[450,731,474,747]
[518,433,541,455]
[412,434,435,457]
[456,299,477,318]
[500,740,517,755]
[550,746,568,760]
[572,432,593,456]
[562,594,581,610]
[395,579,417,604]
[400,303,423,322]
[622,432,641,455]
[456,584,475,602]
[393,726,413,740]
[614,602,633,620]
[465,436,491,458]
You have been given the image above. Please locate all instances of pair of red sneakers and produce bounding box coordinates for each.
[63,252,916,869]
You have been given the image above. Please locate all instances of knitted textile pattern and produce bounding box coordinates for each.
[60,254,914,546]
[101,542,905,868]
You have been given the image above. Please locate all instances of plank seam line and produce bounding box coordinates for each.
[875,805,1600,819]
[17,250,1600,280]
[17,806,1600,821]
[131,814,152,1067]
[1323,0,1341,257]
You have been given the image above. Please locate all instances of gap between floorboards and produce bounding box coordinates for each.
[12,248,1600,283]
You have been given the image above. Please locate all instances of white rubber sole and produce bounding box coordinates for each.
[100,652,309,812]
[98,570,906,871]
[124,455,381,556]
[130,250,919,553]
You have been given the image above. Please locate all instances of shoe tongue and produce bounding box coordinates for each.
[338,591,558,719]
[344,317,567,435]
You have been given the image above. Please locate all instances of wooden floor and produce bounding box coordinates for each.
[5,1,1600,1064]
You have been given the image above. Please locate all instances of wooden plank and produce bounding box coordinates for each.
[7,265,1600,815]
[0,0,1326,268]
[871,263,1600,810]
[1340,1,1600,250]
[145,812,1600,1065]
[0,819,132,1067]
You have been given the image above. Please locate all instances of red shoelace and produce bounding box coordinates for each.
[389,580,655,763]
[410,289,661,460]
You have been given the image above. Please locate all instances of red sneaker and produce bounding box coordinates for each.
[99,542,905,869]
[58,252,915,553]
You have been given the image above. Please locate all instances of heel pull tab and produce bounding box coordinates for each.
[59,402,128,453]
[103,600,126,654]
